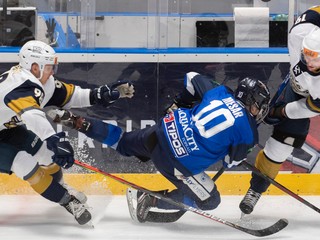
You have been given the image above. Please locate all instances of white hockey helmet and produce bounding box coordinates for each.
[19,40,58,78]
[301,27,320,64]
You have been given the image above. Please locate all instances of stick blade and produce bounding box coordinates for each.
[241,218,288,237]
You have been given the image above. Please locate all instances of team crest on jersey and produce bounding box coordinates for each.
[163,113,188,158]
[292,64,302,76]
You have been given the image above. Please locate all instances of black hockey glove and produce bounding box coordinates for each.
[264,102,287,125]
[165,94,194,114]
[46,132,74,169]
[90,80,134,107]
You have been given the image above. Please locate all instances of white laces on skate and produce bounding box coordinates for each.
[62,183,87,204]
[244,189,261,206]
[69,201,91,219]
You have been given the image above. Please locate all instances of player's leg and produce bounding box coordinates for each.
[240,129,308,214]
[127,143,220,223]
[1,127,91,225]
[128,172,220,223]
[240,84,310,215]
[34,139,88,204]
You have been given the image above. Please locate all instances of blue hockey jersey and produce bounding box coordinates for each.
[158,73,258,175]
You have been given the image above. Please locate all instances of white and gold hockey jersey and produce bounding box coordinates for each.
[286,5,320,119]
[0,65,91,140]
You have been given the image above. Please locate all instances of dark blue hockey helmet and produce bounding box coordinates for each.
[235,77,270,123]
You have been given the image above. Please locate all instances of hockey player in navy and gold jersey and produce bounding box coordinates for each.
[48,72,270,223]
[0,40,134,225]
[239,5,320,215]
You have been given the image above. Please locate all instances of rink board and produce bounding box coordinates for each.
[0,172,319,195]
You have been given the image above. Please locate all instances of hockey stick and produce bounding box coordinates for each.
[212,166,225,181]
[260,72,290,125]
[241,161,320,214]
[74,160,288,237]
[269,72,290,108]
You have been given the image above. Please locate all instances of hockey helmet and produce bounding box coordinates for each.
[19,40,58,79]
[301,27,320,65]
[235,77,270,123]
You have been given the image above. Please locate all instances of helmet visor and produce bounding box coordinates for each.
[43,64,58,75]
[301,49,320,65]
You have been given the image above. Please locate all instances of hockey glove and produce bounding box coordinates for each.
[90,80,134,107]
[165,94,194,114]
[111,80,135,98]
[264,102,287,125]
[46,132,75,169]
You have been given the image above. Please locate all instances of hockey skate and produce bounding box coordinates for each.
[61,195,92,225]
[62,183,87,204]
[239,188,262,215]
[47,109,90,132]
[127,188,186,223]
[126,188,157,223]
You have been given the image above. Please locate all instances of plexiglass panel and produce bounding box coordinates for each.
[0,0,295,49]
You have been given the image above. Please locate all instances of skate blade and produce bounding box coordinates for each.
[87,220,94,228]
[126,188,139,222]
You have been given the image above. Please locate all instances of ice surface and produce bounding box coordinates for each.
[0,195,319,240]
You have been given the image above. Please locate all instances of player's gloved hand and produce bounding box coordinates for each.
[46,132,75,169]
[264,102,287,125]
[165,94,193,114]
[269,102,287,119]
[111,80,135,98]
[223,156,244,169]
[90,80,134,107]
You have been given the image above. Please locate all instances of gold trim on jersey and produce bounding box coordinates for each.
[60,81,75,106]
[7,96,40,115]
[310,5,320,14]
[307,96,320,113]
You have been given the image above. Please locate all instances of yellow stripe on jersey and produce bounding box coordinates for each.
[310,5,320,14]
[60,82,75,106]
[307,96,320,113]
[7,96,40,115]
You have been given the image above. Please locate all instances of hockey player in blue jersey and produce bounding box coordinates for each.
[48,72,270,223]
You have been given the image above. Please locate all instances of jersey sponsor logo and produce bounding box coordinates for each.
[177,109,199,151]
[176,174,210,200]
[164,112,174,123]
[163,113,188,158]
